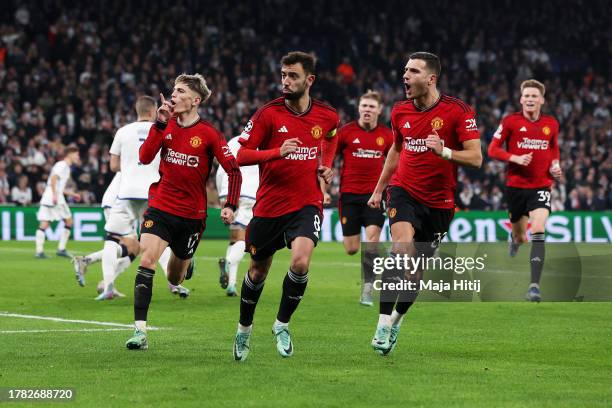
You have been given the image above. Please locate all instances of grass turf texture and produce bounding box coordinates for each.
[0,240,610,407]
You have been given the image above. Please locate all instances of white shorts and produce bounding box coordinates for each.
[37,203,71,222]
[104,199,148,236]
[229,197,255,230]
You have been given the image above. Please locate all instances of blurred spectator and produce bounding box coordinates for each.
[0,0,609,210]
[0,162,10,203]
[337,58,356,84]
[10,174,32,205]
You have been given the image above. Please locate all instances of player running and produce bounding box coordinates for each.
[96,96,192,300]
[232,51,339,361]
[125,74,241,350]
[216,136,259,297]
[368,52,482,355]
[35,146,81,258]
[488,79,561,302]
[334,90,393,306]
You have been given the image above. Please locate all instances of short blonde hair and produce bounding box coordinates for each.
[135,95,157,116]
[359,90,382,105]
[520,79,545,97]
[175,73,211,102]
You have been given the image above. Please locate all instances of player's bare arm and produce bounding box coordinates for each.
[110,154,120,172]
[368,142,401,208]
[65,189,82,202]
[318,166,333,185]
[50,174,59,204]
[320,178,331,204]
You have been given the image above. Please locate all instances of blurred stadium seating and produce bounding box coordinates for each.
[0,0,609,209]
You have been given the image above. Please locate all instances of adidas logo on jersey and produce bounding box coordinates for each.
[278,126,288,133]
[519,126,527,132]
[352,138,361,144]
[403,121,411,129]
[165,134,173,140]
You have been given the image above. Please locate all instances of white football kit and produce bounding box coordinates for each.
[215,136,259,229]
[37,160,72,221]
[101,172,121,220]
[105,121,160,236]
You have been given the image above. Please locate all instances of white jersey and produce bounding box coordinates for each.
[109,121,160,199]
[40,160,71,206]
[216,136,259,199]
[101,172,121,208]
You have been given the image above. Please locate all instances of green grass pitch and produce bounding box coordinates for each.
[0,240,610,407]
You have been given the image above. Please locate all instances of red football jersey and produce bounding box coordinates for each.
[390,95,480,209]
[140,118,241,219]
[336,121,393,194]
[238,97,339,217]
[488,113,560,188]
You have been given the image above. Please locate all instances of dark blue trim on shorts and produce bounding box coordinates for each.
[104,229,131,236]
[219,194,257,200]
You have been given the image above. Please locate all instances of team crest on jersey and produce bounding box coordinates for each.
[376,136,385,146]
[388,208,397,218]
[311,125,323,139]
[341,216,347,225]
[542,126,551,136]
[189,136,202,148]
[431,117,444,130]
[144,220,154,228]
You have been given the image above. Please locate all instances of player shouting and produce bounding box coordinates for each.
[368,52,482,355]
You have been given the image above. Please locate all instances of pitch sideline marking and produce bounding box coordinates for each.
[1,328,135,334]
[0,312,165,330]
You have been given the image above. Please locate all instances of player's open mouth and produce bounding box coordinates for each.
[404,83,411,94]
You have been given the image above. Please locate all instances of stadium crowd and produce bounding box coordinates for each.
[0,0,610,210]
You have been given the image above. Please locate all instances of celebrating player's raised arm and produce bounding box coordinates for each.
[426,109,483,168]
[138,105,168,164]
[426,129,482,168]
